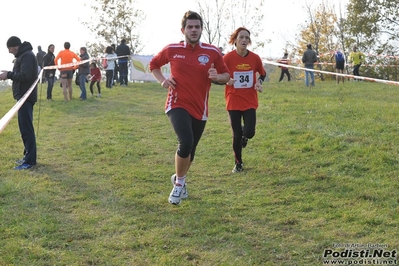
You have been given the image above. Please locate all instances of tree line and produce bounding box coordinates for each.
[293,0,398,81]
[83,0,398,81]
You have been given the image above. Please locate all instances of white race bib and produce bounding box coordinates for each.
[233,70,254,89]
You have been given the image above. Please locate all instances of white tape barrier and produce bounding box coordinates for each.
[0,55,128,134]
[319,51,399,60]
[264,59,399,86]
[0,69,42,133]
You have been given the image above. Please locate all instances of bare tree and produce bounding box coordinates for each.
[195,0,268,52]
[82,0,145,57]
[196,0,227,48]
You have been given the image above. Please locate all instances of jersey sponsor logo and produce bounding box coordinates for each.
[236,63,251,70]
[173,54,185,59]
[198,54,210,65]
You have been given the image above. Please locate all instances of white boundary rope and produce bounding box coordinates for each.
[2,56,397,134]
[0,69,42,133]
[0,55,127,134]
[263,59,399,86]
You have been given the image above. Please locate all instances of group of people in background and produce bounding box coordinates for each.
[0,36,131,171]
[36,39,132,102]
[102,39,131,89]
[276,44,365,86]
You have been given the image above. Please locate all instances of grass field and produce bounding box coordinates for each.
[0,77,398,265]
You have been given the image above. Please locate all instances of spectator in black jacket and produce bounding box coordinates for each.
[36,45,46,68]
[42,44,56,100]
[116,39,131,86]
[0,36,38,170]
[78,47,90,100]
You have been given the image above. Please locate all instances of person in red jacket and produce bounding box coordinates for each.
[88,62,102,97]
[223,27,266,173]
[277,52,291,82]
[150,10,230,205]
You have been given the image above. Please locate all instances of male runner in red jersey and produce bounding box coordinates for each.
[150,10,230,205]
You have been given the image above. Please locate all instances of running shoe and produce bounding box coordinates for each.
[170,174,188,199]
[232,163,244,173]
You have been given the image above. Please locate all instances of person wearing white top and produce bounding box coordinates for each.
[104,46,117,88]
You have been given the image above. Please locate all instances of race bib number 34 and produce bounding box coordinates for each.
[233,70,254,89]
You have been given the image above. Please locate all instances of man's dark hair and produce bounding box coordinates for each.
[307,44,312,49]
[181,10,203,29]
[64,42,71,49]
[121,39,126,44]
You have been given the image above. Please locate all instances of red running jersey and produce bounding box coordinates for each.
[150,42,230,121]
[223,50,266,111]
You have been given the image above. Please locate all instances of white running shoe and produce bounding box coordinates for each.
[232,163,244,173]
[170,174,188,200]
[169,184,184,205]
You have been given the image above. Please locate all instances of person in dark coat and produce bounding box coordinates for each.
[42,44,56,100]
[301,44,318,86]
[36,45,46,68]
[0,36,38,170]
[78,47,90,100]
[116,39,131,86]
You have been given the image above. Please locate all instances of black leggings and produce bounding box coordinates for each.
[167,108,206,162]
[90,81,101,94]
[106,70,114,88]
[228,109,256,164]
[279,69,291,81]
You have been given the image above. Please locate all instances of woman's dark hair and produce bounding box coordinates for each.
[105,46,113,54]
[47,44,54,52]
[181,10,203,29]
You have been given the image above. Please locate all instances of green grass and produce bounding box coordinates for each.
[0,77,398,265]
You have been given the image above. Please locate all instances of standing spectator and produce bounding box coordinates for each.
[223,27,266,173]
[277,52,291,82]
[330,49,346,84]
[36,45,46,68]
[116,39,131,86]
[42,44,56,100]
[78,47,90,100]
[349,46,365,80]
[0,36,38,170]
[111,43,119,86]
[149,10,230,205]
[54,42,81,102]
[104,46,117,88]
[37,45,46,83]
[302,44,318,87]
[89,62,102,97]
